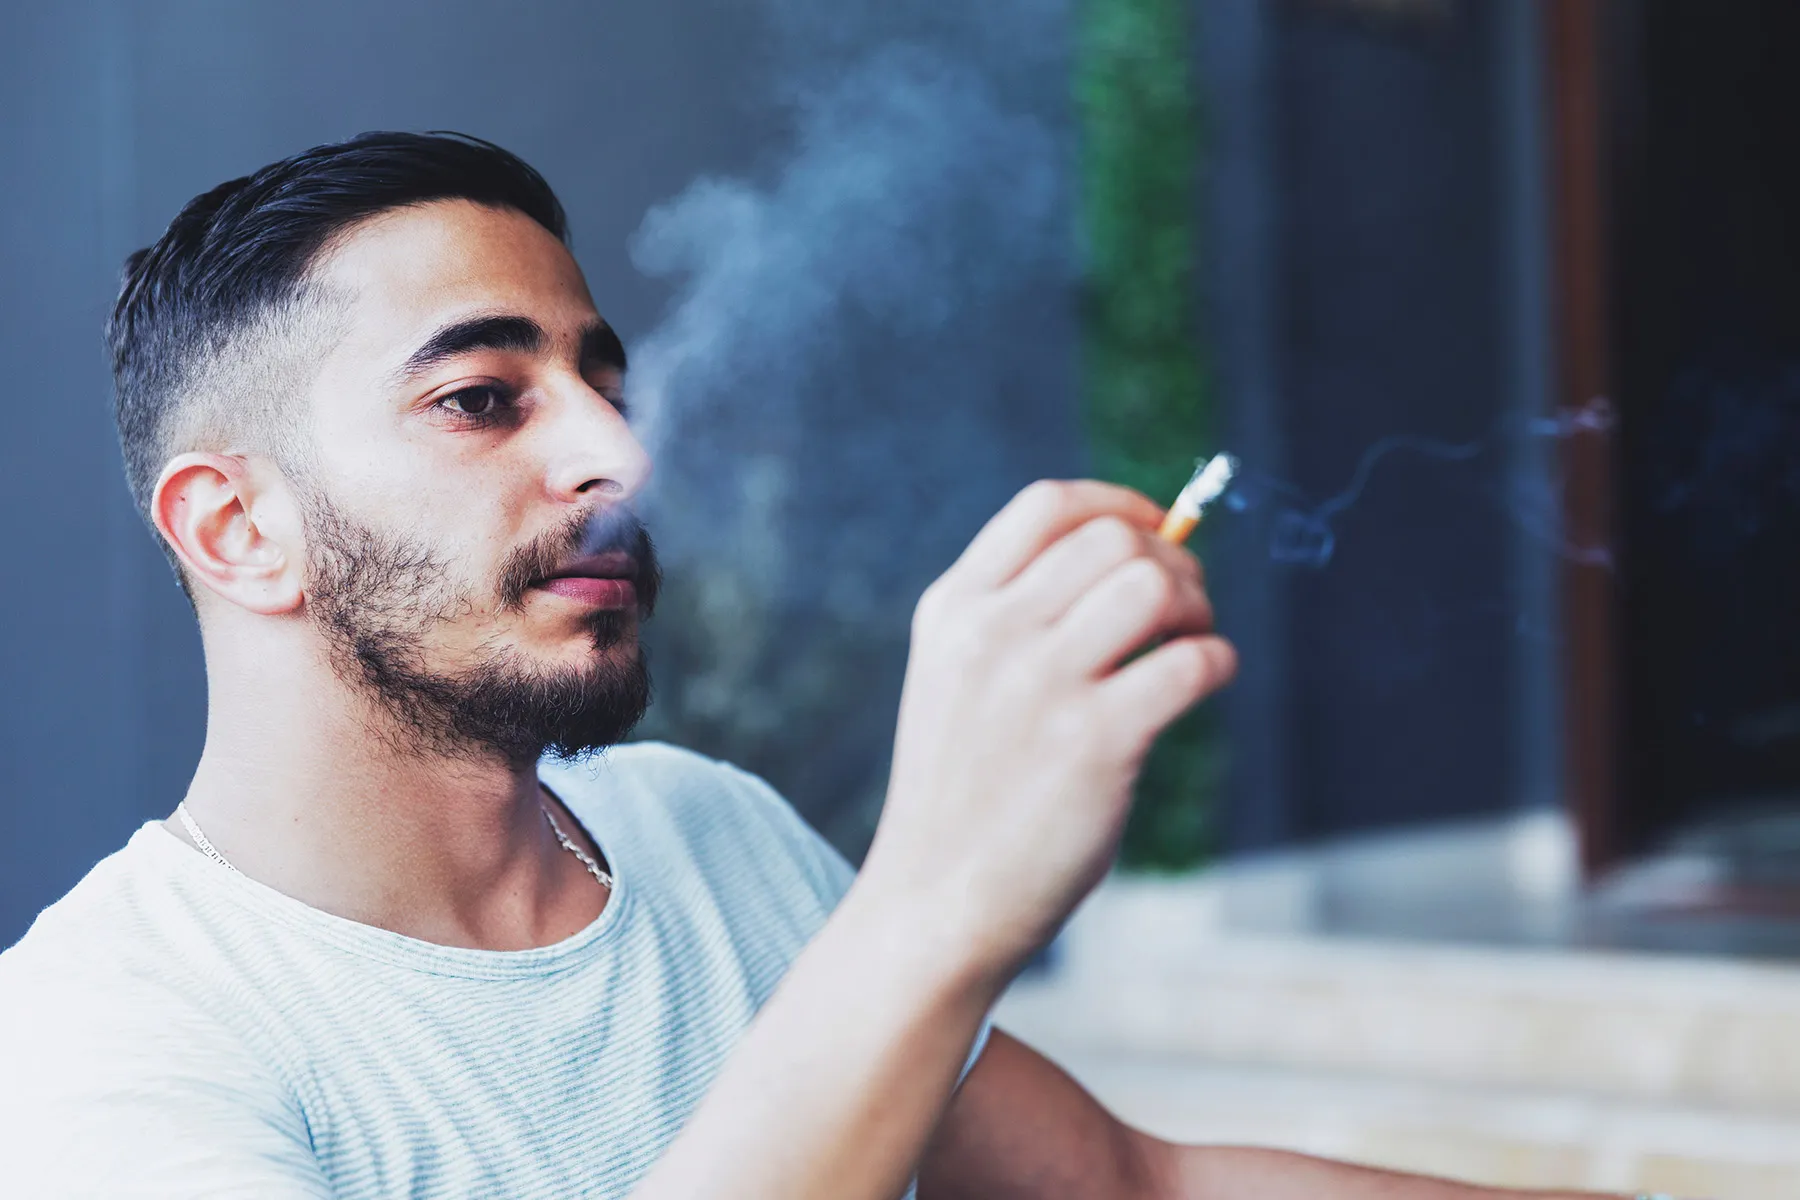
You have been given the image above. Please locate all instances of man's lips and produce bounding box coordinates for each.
[539,577,636,608]
[533,551,638,610]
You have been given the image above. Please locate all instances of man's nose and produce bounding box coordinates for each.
[539,382,652,505]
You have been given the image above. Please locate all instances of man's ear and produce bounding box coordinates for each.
[152,452,306,615]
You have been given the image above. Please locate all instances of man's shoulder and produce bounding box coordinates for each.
[541,740,789,829]
[543,742,857,911]
[2,827,164,975]
[0,826,213,1039]
[0,832,311,1195]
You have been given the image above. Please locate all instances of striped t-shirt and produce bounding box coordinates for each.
[0,742,986,1197]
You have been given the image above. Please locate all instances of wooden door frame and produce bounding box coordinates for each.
[1544,0,1624,878]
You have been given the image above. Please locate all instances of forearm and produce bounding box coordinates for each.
[1156,1145,1625,1200]
[631,878,1001,1200]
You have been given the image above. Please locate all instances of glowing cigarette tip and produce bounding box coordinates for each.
[1157,452,1238,545]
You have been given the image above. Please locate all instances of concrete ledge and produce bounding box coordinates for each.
[994,842,1800,1197]
[1001,818,1800,1111]
[1009,904,1800,1110]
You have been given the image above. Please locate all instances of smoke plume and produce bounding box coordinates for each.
[620,4,1075,851]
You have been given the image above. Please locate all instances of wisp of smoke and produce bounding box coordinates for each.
[625,43,1063,580]
[1220,397,1617,569]
[610,8,1072,848]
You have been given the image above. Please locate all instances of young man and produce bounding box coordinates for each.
[0,133,1628,1199]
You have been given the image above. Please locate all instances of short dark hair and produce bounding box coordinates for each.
[107,131,570,584]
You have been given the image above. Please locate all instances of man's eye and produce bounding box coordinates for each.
[439,385,511,421]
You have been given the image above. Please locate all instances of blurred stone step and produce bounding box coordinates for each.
[996,844,1800,1113]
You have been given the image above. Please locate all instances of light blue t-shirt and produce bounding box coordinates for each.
[0,743,987,1198]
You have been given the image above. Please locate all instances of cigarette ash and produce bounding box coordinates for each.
[1171,452,1240,518]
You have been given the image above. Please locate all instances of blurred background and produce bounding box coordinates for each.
[4,0,1800,1193]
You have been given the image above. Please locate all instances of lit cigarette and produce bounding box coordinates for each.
[1156,453,1238,545]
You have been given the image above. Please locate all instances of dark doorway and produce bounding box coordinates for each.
[1572,0,1800,887]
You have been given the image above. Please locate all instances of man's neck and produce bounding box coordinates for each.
[168,656,608,951]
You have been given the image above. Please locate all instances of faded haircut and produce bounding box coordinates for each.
[106,131,570,592]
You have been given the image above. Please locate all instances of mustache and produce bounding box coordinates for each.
[496,508,662,615]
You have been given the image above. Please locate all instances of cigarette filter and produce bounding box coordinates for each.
[1156,452,1238,545]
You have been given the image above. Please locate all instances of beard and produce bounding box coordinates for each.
[299,490,660,769]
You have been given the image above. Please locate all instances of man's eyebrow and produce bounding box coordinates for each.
[393,314,546,382]
[392,314,628,383]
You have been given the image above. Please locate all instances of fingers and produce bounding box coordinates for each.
[949,480,1166,592]
[1003,515,1202,627]
[1096,635,1238,753]
[1049,552,1216,676]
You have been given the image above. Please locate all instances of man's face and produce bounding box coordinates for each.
[291,199,656,765]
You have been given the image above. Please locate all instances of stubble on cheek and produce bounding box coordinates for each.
[300,494,471,665]
[293,483,655,763]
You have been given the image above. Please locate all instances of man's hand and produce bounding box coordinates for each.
[864,479,1237,977]
[633,479,1234,1200]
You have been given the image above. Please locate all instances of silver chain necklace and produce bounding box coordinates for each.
[175,801,239,874]
[173,797,612,890]
[539,796,614,889]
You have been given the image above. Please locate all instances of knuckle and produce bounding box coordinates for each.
[1083,516,1140,561]
[1170,640,1210,692]
[989,577,1043,625]
[913,578,949,628]
[939,596,1004,663]
[913,576,969,640]
[1017,478,1069,525]
[1126,558,1175,607]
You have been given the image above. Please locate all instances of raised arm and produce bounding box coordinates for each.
[917,1027,1634,1200]
[631,479,1235,1200]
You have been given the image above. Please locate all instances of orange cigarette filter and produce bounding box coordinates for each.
[1156,453,1238,545]
[1157,511,1201,544]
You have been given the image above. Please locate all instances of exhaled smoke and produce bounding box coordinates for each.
[626,42,1063,557]
[1220,397,1617,569]
[617,6,1073,851]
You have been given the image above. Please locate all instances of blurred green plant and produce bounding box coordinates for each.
[1076,0,1224,870]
